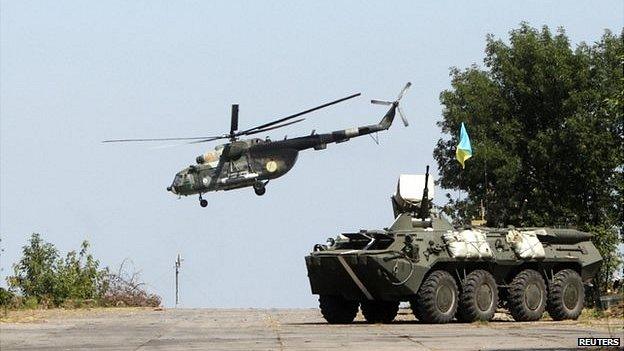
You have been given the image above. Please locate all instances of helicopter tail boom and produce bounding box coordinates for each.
[251,82,412,152]
[326,103,397,143]
[260,99,401,152]
[377,103,398,130]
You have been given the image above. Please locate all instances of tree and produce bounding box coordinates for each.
[53,241,108,304]
[6,233,161,308]
[8,233,59,301]
[434,24,623,297]
[8,233,108,306]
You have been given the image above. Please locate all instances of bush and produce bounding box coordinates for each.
[0,287,15,306]
[8,234,107,306]
[100,259,161,307]
[23,296,39,310]
[585,225,623,306]
[7,234,59,300]
[6,233,161,308]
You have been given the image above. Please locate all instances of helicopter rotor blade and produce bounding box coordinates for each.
[398,106,409,127]
[237,92,361,135]
[396,82,412,101]
[102,135,225,143]
[242,118,306,136]
[370,99,393,106]
[104,90,363,145]
[149,143,201,150]
[230,104,239,136]
[188,118,306,143]
[186,135,231,144]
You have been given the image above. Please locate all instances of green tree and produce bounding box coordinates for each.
[6,233,160,308]
[8,233,58,301]
[8,233,108,306]
[53,241,108,304]
[434,24,623,297]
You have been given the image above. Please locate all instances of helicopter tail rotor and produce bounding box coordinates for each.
[397,105,409,127]
[370,99,392,106]
[371,82,411,127]
[396,82,411,102]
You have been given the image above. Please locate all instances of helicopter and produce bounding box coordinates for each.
[104,83,411,207]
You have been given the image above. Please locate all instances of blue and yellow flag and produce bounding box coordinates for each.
[455,122,472,169]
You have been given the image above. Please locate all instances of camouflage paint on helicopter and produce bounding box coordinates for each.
[170,102,402,194]
[105,83,411,207]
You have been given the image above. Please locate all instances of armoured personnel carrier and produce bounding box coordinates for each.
[305,167,602,324]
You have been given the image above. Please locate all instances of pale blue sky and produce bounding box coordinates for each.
[1,1,622,307]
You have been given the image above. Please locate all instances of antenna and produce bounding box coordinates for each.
[175,253,183,307]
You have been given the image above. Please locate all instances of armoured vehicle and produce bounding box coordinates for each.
[305,167,602,324]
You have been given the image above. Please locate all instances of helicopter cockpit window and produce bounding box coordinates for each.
[173,174,183,186]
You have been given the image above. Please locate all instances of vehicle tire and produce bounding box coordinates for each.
[360,300,399,323]
[253,183,266,196]
[547,269,584,321]
[199,199,208,207]
[319,295,358,324]
[412,270,458,323]
[508,269,547,321]
[457,270,498,322]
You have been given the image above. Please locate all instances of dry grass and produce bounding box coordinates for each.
[0,307,162,324]
[582,299,622,318]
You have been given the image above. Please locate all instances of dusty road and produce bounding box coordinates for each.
[1,308,621,350]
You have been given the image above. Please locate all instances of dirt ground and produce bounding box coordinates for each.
[1,307,622,350]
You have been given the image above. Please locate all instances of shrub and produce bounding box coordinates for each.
[0,287,15,306]
[7,233,161,308]
[100,259,161,308]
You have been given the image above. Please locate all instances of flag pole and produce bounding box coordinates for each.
[455,121,473,225]
[483,154,487,223]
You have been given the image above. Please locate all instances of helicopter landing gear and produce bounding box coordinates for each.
[253,181,267,196]
[199,194,208,207]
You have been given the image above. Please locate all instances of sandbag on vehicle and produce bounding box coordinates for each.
[506,229,546,259]
[443,229,493,259]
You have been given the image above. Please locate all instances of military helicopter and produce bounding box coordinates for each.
[104,83,411,207]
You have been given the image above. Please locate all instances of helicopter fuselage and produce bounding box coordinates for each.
[167,103,397,197]
[104,82,411,206]
[167,138,300,196]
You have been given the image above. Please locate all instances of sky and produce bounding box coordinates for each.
[1,1,622,308]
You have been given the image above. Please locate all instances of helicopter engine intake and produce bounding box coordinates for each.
[196,151,219,165]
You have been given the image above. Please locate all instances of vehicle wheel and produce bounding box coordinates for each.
[547,269,584,320]
[199,199,208,207]
[319,295,358,324]
[457,270,498,322]
[253,183,266,196]
[508,269,547,321]
[412,270,458,323]
[360,300,399,323]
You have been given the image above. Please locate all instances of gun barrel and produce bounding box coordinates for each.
[418,165,430,220]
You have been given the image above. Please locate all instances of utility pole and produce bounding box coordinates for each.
[175,253,183,307]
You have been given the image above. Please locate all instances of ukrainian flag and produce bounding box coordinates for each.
[456,122,472,169]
